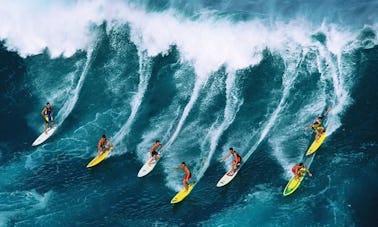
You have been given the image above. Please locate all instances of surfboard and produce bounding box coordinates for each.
[170,183,195,204]
[86,149,112,168]
[283,171,306,196]
[216,169,239,187]
[137,155,160,177]
[306,132,326,155]
[32,126,57,146]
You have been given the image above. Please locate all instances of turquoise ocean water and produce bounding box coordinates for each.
[0,0,377,226]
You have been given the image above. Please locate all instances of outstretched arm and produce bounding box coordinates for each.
[305,167,312,177]
[220,152,231,162]
[41,107,46,116]
[305,122,314,130]
[173,165,181,172]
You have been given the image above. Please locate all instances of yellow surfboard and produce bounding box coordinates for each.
[86,149,112,168]
[170,183,195,204]
[306,132,326,155]
[283,171,306,196]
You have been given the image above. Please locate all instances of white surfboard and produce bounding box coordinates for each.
[137,155,160,177]
[216,169,240,187]
[32,126,57,146]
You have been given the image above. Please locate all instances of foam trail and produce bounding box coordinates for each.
[304,33,353,169]
[165,77,206,148]
[112,50,152,149]
[243,52,303,165]
[324,51,349,135]
[269,49,309,176]
[196,71,243,179]
[54,35,101,125]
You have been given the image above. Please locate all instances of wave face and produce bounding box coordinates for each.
[1,0,377,226]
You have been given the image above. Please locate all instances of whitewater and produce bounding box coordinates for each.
[0,0,377,226]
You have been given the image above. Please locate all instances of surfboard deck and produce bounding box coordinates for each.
[216,169,239,187]
[137,155,160,177]
[170,183,195,204]
[283,172,306,196]
[86,149,111,168]
[32,126,57,146]
[306,132,326,155]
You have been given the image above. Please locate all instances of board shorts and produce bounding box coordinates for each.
[151,151,159,157]
[44,115,53,123]
[234,156,242,169]
[183,173,191,183]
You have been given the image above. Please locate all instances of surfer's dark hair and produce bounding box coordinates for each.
[299,162,304,166]
[102,134,106,138]
[182,162,186,165]
[229,147,234,151]
[156,140,160,143]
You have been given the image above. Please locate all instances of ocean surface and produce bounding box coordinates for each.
[0,0,377,226]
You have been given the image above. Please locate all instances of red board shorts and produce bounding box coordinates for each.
[183,173,191,183]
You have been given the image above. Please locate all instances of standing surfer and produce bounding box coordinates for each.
[97,134,113,156]
[305,107,331,141]
[174,162,191,191]
[41,102,54,133]
[148,140,163,165]
[220,148,242,176]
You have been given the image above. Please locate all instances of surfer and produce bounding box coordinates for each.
[292,163,312,179]
[305,107,331,141]
[174,162,191,191]
[148,140,163,165]
[220,148,242,176]
[97,134,113,156]
[41,102,54,133]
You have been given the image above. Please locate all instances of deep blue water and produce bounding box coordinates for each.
[0,0,377,226]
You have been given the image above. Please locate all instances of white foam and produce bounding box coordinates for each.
[196,71,244,179]
[111,50,152,150]
[165,77,206,148]
[54,40,98,126]
[0,0,103,57]
[0,0,329,78]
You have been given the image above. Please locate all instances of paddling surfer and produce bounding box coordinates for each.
[97,134,113,156]
[220,148,242,176]
[41,102,54,133]
[148,140,163,165]
[174,162,191,191]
